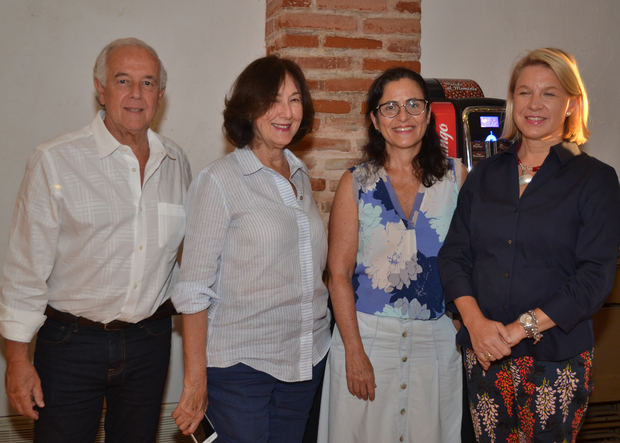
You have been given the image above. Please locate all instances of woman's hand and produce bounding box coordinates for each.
[345,349,376,401]
[454,296,512,370]
[173,310,209,435]
[328,171,377,401]
[468,316,512,370]
[172,376,208,436]
[504,321,527,348]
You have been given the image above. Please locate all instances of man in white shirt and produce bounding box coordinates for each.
[0,38,191,443]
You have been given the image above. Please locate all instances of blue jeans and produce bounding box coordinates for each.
[206,356,327,443]
[33,315,171,443]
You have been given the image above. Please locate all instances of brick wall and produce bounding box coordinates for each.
[266,0,421,222]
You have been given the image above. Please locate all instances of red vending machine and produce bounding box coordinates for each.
[425,78,510,170]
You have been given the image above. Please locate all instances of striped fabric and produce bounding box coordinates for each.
[0,112,191,342]
[172,147,331,382]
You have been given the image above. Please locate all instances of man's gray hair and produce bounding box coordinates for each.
[93,37,167,90]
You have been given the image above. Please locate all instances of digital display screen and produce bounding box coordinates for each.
[480,115,500,128]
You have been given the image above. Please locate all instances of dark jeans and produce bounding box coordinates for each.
[33,315,171,443]
[206,356,327,443]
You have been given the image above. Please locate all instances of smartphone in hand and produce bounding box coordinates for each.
[191,414,218,443]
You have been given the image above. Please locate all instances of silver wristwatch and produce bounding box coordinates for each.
[518,310,542,344]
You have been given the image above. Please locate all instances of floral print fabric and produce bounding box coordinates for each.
[464,348,593,443]
[351,160,459,319]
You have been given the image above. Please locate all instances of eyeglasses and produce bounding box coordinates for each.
[376,98,429,118]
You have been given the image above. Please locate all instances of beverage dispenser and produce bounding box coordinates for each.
[425,78,510,170]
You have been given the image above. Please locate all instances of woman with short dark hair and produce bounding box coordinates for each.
[171,55,330,443]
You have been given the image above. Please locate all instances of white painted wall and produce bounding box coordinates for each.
[0,0,265,417]
[2,0,619,424]
[421,0,620,176]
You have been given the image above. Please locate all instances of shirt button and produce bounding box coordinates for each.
[400,383,407,390]
[299,195,304,200]
[507,239,512,245]
[504,272,509,279]
[138,245,143,251]
[402,331,408,338]
[132,167,137,172]
[401,356,408,362]
[400,408,406,415]
[133,283,138,289]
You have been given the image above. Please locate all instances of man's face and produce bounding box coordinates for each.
[94,45,164,141]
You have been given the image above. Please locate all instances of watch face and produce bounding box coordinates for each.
[519,313,533,326]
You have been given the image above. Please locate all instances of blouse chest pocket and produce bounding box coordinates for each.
[158,202,186,251]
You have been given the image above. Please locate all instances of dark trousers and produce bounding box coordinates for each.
[33,315,171,443]
[206,356,327,443]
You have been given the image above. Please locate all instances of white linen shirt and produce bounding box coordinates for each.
[0,112,191,342]
[172,147,331,382]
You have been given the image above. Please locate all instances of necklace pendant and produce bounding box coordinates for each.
[519,174,533,186]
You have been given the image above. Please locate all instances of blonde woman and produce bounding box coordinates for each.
[439,48,620,442]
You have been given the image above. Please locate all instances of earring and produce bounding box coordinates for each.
[566,111,571,116]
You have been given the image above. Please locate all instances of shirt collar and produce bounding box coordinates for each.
[90,110,176,160]
[501,139,582,165]
[552,141,582,164]
[235,146,309,177]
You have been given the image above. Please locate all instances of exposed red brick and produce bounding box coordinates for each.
[324,115,368,133]
[324,115,369,131]
[324,77,374,92]
[360,101,369,115]
[310,177,326,191]
[363,58,421,73]
[328,179,340,192]
[299,154,317,169]
[267,0,313,15]
[312,118,321,132]
[307,79,325,91]
[318,200,333,214]
[313,99,352,114]
[325,158,357,170]
[387,38,420,55]
[283,0,312,6]
[279,12,357,31]
[324,36,382,50]
[266,0,280,18]
[265,18,277,40]
[268,0,424,220]
[363,18,421,34]
[272,34,319,51]
[292,56,353,70]
[317,0,387,11]
[306,137,351,150]
[395,1,421,14]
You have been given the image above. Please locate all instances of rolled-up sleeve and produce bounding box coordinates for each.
[0,149,61,342]
[540,165,620,332]
[171,167,230,314]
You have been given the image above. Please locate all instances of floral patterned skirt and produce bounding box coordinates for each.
[463,348,593,443]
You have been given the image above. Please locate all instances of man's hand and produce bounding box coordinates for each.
[5,340,44,419]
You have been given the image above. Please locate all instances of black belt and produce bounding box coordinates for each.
[44,299,175,331]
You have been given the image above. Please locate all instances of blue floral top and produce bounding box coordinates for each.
[352,159,462,319]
